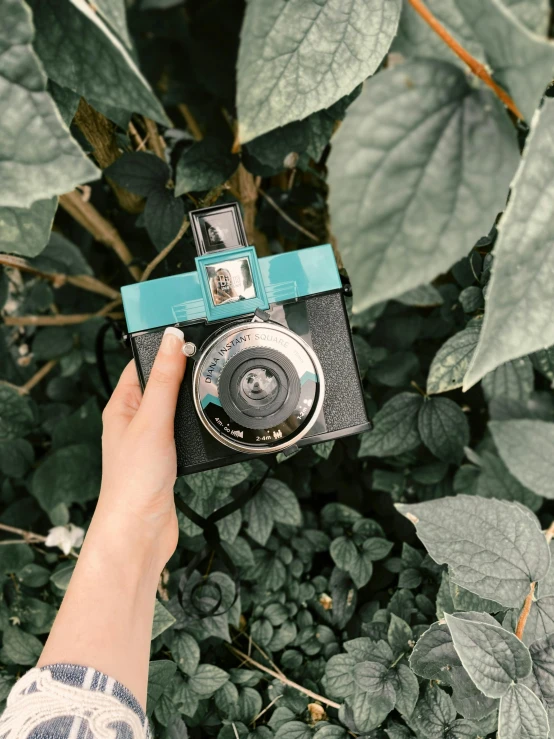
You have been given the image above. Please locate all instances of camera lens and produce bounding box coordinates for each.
[240,368,279,405]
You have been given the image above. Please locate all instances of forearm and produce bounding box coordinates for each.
[38,509,162,709]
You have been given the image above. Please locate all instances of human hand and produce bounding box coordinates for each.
[94,327,187,571]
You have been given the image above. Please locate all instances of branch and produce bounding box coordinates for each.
[227,645,340,710]
[0,254,119,300]
[75,98,144,214]
[60,190,142,281]
[516,581,536,640]
[143,118,167,160]
[407,0,523,119]
[0,522,45,544]
[232,166,270,256]
[177,104,204,141]
[258,187,319,243]
[5,311,123,327]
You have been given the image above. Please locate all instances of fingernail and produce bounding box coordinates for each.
[160,326,184,355]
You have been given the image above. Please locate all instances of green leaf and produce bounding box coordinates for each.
[245,478,301,545]
[17,563,50,588]
[172,631,200,676]
[445,613,531,698]
[33,327,74,360]
[476,451,542,512]
[175,138,239,195]
[427,324,481,395]
[410,685,456,739]
[0,439,34,478]
[188,664,229,697]
[490,419,554,499]
[388,614,413,658]
[151,600,176,640]
[325,653,356,698]
[525,633,554,708]
[28,0,169,125]
[92,0,132,47]
[105,152,170,197]
[418,397,469,464]
[349,550,374,589]
[147,660,177,716]
[393,663,419,718]
[236,0,401,143]
[51,398,102,451]
[358,393,423,458]
[396,283,444,308]
[363,537,394,562]
[348,689,396,733]
[236,686,262,723]
[32,443,101,512]
[144,189,185,251]
[50,563,75,591]
[0,0,99,208]
[0,199,57,257]
[0,543,33,574]
[1,626,42,665]
[396,495,550,607]
[328,60,519,312]
[31,232,93,276]
[464,99,554,388]
[498,683,549,739]
[482,357,534,403]
[330,537,357,571]
[516,596,554,646]
[274,722,312,739]
[0,386,34,440]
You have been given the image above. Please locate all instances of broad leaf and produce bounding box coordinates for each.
[105,152,170,197]
[144,190,185,251]
[348,690,396,733]
[427,324,481,395]
[188,664,229,697]
[1,626,43,666]
[32,444,102,512]
[525,633,554,709]
[464,99,554,388]
[498,683,549,739]
[396,495,550,607]
[0,0,98,208]
[328,60,519,312]
[482,357,534,403]
[410,685,455,738]
[172,632,201,676]
[147,661,177,716]
[28,0,169,125]
[476,451,542,512]
[175,138,239,195]
[0,199,57,257]
[490,419,554,498]
[358,393,423,458]
[418,397,469,464]
[325,653,356,698]
[0,386,34,440]
[236,0,401,143]
[445,613,531,698]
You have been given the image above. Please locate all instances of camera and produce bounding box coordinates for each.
[121,203,371,475]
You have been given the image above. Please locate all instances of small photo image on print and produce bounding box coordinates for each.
[205,257,256,306]
[202,213,241,251]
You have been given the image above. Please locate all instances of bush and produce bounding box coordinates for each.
[2,0,554,737]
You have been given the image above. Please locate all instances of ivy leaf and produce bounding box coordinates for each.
[490,419,554,499]
[144,189,185,251]
[151,600,176,640]
[172,632,200,676]
[236,0,401,143]
[498,683,549,739]
[32,444,102,513]
[427,324,481,395]
[147,661,177,716]
[1,626,43,666]
[188,664,229,697]
[175,138,239,195]
[105,152,170,197]
[396,495,550,607]
[358,393,423,458]
[445,613,531,698]
[0,0,99,208]
[482,357,534,403]
[328,60,519,312]
[28,0,169,125]
[0,199,57,257]
[464,99,554,388]
[418,397,469,464]
[0,386,34,440]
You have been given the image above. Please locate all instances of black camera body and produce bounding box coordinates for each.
[122,204,371,476]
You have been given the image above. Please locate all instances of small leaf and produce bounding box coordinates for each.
[0,386,34,440]
[151,600,176,640]
[410,685,456,739]
[105,152,169,197]
[427,324,481,395]
[330,537,357,571]
[144,189,185,251]
[396,495,550,607]
[1,626,42,666]
[498,683,549,739]
[172,632,201,676]
[175,138,239,195]
[32,444,101,512]
[274,722,312,739]
[393,663,419,718]
[348,690,396,733]
[188,664,229,697]
[388,614,413,658]
[147,661,177,716]
[418,397,469,464]
[0,199,57,257]
[482,357,534,403]
[490,420,554,499]
[325,653,356,698]
[445,613,531,698]
[358,393,423,458]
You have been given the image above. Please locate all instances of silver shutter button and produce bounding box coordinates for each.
[182,341,197,357]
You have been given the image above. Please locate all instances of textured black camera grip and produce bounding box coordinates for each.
[306,292,368,432]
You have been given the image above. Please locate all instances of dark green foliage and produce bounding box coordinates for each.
[3,0,554,737]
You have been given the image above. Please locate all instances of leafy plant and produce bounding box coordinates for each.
[3,0,554,737]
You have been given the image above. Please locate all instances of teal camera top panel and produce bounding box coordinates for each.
[121,243,341,333]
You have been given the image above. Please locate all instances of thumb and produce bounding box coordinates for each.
[134,327,187,435]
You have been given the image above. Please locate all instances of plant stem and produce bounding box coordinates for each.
[227,645,340,709]
[177,104,203,141]
[0,254,119,300]
[407,0,523,120]
[257,187,319,243]
[143,118,167,160]
[515,581,536,640]
[60,191,142,281]
[20,360,58,394]
[0,522,46,543]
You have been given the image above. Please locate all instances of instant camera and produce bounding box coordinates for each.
[121,203,371,475]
